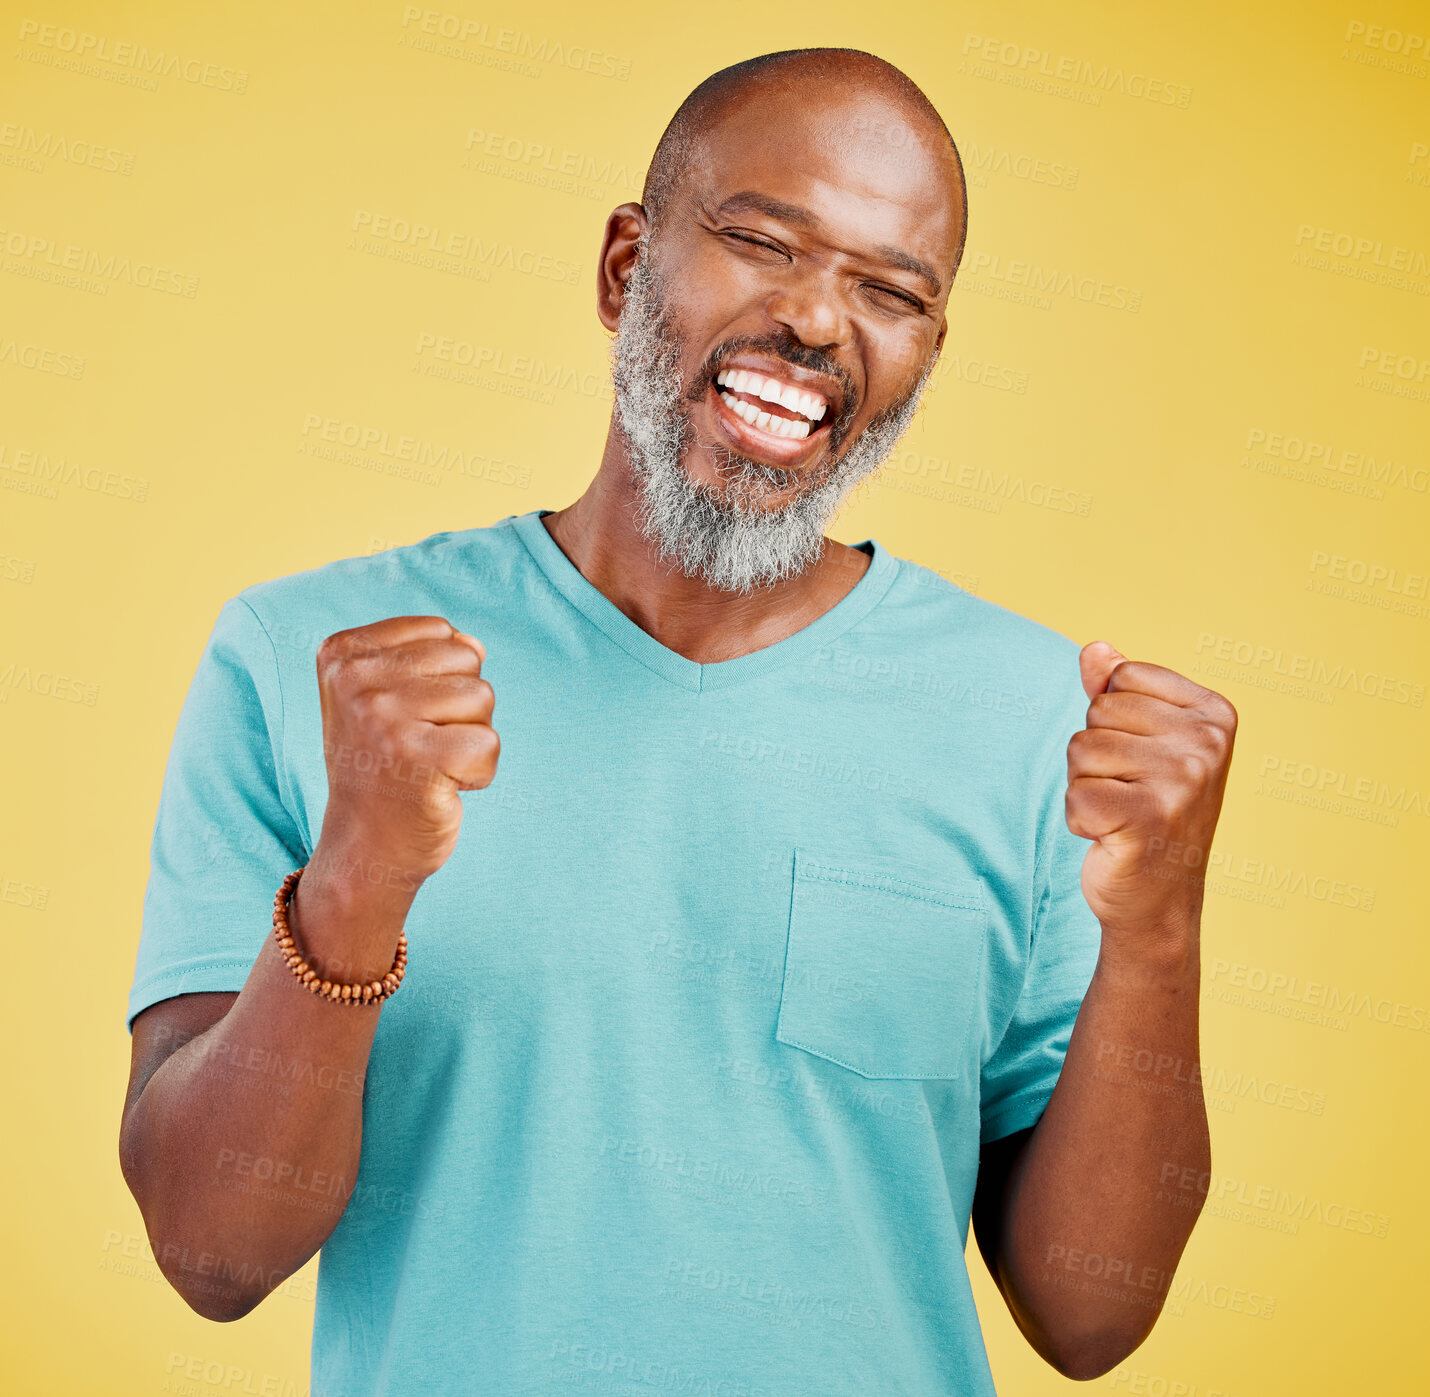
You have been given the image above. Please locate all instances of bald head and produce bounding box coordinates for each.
[642,48,967,278]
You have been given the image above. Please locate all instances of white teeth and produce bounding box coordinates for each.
[716,366,830,433]
[718,391,811,440]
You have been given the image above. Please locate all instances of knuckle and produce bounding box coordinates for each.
[368,686,403,724]
[316,631,350,675]
[349,684,382,719]
[1199,717,1232,756]
[1152,782,1182,823]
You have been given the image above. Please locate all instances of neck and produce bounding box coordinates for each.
[538,423,871,665]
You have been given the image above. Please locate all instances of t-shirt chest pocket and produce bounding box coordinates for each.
[774,849,988,1080]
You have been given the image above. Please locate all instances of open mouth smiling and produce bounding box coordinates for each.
[704,359,846,468]
[715,368,828,440]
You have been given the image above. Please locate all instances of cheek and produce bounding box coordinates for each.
[685,240,782,304]
[863,329,934,407]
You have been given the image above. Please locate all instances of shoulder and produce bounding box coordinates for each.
[229,515,529,648]
[880,546,1086,704]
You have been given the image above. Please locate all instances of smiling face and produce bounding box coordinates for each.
[603,75,966,593]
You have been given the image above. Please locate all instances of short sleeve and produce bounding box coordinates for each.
[978,682,1102,1144]
[126,596,310,1033]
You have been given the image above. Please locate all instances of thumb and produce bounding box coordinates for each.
[453,630,487,665]
[1079,639,1126,701]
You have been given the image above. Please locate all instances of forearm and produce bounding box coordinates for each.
[120,859,413,1319]
[993,923,1210,1377]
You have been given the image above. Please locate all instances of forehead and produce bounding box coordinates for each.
[679,83,964,281]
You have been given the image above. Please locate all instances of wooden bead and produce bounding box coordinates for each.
[271,864,405,1005]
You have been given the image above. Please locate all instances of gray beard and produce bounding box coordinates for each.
[610,248,936,596]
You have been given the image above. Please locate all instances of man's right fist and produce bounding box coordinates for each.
[312,616,498,886]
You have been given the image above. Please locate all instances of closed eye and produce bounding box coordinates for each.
[722,231,789,258]
[866,284,925,312]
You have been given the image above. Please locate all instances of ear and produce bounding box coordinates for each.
[597,203,651,333]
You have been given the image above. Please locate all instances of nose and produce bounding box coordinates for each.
[763,263,849,352]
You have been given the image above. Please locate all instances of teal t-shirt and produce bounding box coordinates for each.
[128,509,1103,1396]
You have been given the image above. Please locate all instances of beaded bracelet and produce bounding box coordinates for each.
[272,866,407,1005]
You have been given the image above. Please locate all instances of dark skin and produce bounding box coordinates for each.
[122,63,1226,1380]
[543,76,961,661]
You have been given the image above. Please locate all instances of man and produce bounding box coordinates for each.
[121,48,1236,1396]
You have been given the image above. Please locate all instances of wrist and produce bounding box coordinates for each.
[305,838,426,909]
[1094,921,1201,989]
[290,852,419,987]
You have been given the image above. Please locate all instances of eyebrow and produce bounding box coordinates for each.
[713,190,944,299]
[873,243,943,298]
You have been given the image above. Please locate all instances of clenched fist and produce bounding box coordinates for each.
[312,616,498,887]
[1067,640,1237,947]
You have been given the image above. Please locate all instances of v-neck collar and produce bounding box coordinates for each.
[509,509,900,694]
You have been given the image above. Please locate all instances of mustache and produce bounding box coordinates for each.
[684,331,860,447]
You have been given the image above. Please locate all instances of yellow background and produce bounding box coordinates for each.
[3,1,1428,1392]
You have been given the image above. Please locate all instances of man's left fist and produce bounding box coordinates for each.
[1066,640,1238,941]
